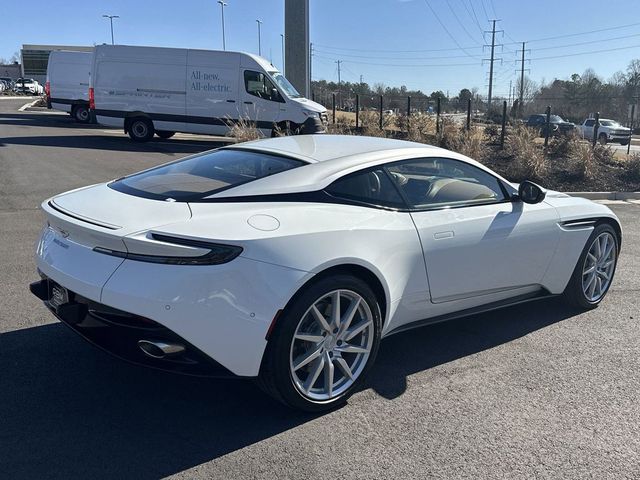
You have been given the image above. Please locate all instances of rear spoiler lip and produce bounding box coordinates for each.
[47,200,121,230]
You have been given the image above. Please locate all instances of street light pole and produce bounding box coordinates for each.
[280,34,285,74]
[256,20,263,56]
[102,15,119,45]
[217,1,227,51]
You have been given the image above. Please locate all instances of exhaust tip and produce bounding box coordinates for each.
[138,339,185,359]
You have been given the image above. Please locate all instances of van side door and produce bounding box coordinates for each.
[240,70,283,135]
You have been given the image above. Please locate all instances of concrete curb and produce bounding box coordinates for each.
[18,99,40,112]
[565,192,640,200]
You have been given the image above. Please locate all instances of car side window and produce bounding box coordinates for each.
[325,168,406,209]
[385,157,506,209]
[585,119,595,127]
[244,70,283,102]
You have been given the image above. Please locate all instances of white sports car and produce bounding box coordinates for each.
[31,135,621,411]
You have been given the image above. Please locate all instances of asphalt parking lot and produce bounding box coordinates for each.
[1,98,639,479]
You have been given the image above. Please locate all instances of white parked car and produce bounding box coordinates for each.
[14,77,44,95]
[30,135,621,411]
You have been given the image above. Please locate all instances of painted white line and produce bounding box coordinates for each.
[18,99,40,111]
[0,96,38,100]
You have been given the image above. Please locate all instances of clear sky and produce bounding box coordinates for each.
[2,0,640,98]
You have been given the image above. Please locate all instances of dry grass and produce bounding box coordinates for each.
[505,126,548,181]
[570,142,597,180]
[624,152,640,182]
[227,117,265,142]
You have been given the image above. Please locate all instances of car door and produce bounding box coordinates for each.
[240,70,283,135]
[582,119,595,139]
[386,157,560,304]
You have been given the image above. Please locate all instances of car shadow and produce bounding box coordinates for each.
[0,134,229,154]
[1,297,578,479]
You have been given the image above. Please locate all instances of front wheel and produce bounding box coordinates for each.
[258,275,382,412]
[563,223,619,309]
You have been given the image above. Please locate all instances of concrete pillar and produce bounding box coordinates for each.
[284,0,309,98]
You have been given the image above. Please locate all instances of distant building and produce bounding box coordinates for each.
[21,44,93,83]
[0,63,21,80]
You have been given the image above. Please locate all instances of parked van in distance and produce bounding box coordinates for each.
[90,45,327,141]
[46,50,93,123]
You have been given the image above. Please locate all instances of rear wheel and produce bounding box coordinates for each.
[156,130,175,139]
[128,117,154,142]
[563,223,618,309]
[598,133,608,145]
[258,274,382,412]
[72,105,90,123]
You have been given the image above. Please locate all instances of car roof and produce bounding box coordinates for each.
[225,134,436,163]
[211,135,507,198]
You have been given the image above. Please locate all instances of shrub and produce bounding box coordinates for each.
[406,113,436,144]
[505,126,548,181]
[570,142,597,180]
[624,152,640,182]
[548,131,581,158]
[456,128,488,162]
[227,117,264,142]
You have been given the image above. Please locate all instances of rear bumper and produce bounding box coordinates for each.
[30,277,237,377]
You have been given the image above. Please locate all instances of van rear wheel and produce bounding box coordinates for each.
[128,118,154,142]
[156,130,175,139]
[72,105,90,123]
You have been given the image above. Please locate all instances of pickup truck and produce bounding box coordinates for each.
[578,118,631,145]
[526,114,575,136]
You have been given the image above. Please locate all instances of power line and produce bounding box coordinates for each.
[444,0,482,45]
[479,0,490,22]
[488,0,498,19]
[459,0,484,35]
[466,0,483,33]
[421,0,481,59]
[314,21,640,54]
[531,43,640,60]
[313,54,479,67]
[313,49,480,60]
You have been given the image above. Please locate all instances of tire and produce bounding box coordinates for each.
[598,133,608,145]
[258,274,382,412]
[127,117,154,142]
[620,140,629,146]
[72,105,90,123]
[563,223,619,309]
[156,130,175,139]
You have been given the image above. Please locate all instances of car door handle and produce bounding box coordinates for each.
[434,231,454,239]
[244,101,253,105]
[226,99,236,103]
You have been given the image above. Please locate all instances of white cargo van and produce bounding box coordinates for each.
[90,45,327,142]
[46,50,93,123]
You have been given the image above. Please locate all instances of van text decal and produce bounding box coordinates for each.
[190,69,232,93]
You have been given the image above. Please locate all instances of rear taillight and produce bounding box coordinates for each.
[44,81,50,98]
[89,87,95,109]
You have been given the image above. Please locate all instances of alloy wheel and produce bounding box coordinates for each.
[289,289,374,401]
[582,232,616,302]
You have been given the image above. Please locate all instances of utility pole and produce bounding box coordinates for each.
[360,74,364,84]
[483,20,502,110]
[516,42,530,118]
[335,60,341,85]
[102,15,119,45]
[256,20,263,56]
[217,1,227,51]
[508,80,512,105]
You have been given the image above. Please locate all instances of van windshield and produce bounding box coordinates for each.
[269,71,301,98]
[109,149,306,201]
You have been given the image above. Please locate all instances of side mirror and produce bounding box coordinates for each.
[517,180,546,204]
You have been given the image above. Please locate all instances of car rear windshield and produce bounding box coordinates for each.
[109,149,306,201]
